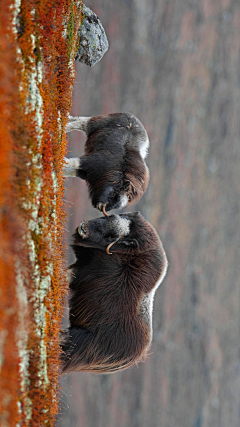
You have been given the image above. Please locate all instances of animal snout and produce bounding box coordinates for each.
[96,202,108,217]
[78,221,88,238]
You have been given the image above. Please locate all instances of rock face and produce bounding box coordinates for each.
[75,4,109,67]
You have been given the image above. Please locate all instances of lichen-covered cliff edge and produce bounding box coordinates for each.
[0,1,82,425]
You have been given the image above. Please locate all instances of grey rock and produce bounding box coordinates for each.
[75,4,109,67]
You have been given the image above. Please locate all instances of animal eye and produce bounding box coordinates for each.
[122,239,139,248]
[123,181,130,191]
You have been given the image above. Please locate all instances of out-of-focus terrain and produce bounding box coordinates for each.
[58,1,240,426]
[0,1,81,425]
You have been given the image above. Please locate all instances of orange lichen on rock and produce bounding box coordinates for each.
[0,1,24,426]
[0,0,82,425]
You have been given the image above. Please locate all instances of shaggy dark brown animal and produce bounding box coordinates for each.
[64,113,150,213]
[61,212,168,374]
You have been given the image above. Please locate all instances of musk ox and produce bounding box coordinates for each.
[61,212,168,374]
[64,113,150,214]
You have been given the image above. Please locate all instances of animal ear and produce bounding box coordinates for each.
[120,238,139,248]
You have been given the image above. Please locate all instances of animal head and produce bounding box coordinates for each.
[73,211,160,254]
[94,182,129,213]
[88,150,150,214]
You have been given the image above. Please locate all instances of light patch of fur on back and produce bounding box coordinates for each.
[139,135,149,160]
[139,259,168,344]
[127,130,149,160]
[127,115,149,160]
[63,157,80,177]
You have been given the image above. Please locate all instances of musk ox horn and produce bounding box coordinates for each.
[106,233,125,255]
[102,203,108,217]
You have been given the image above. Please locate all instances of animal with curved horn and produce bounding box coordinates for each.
[61,212,168,374]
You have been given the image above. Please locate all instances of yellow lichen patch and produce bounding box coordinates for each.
[0,0,82,425]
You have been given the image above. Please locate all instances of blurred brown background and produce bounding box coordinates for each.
[57,0,240,426]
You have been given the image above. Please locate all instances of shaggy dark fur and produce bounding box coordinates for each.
[64,113,150,212]
[61,212,168,374]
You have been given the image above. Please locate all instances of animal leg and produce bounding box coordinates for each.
[63,157,81,177]
[65,116,91,134]
[63,157,87,180]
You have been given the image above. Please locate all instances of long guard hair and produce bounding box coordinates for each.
[61,212,168,374]
[64,113,150,213]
